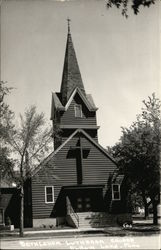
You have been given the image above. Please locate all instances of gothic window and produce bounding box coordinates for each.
[112,184,121,200]
[74,104,82,118]
[45,186,54,203]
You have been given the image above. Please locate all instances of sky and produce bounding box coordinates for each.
[1,0,160,147]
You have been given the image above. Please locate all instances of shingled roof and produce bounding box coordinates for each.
[60,26,85,105]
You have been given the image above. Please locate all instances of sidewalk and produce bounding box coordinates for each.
[1,223,160,240]
[1,216,160,239]
[0,227,107,241]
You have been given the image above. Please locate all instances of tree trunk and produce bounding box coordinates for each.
[152,202,158,225]
[20,186,24,237]
[142,193,149,219]
[144,203,149,219]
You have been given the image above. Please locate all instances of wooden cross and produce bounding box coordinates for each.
[69,134,90,185]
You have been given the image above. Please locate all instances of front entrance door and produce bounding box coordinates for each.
[76,196,91,212]
[65,186,104,213]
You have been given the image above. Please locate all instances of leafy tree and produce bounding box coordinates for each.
[108,93,160,225]
[0,81,59,236]
[0,81,15,184]
[0,147,14,186]
[0,81,14,137]
[106,0,157,18]
[5,105,54,236]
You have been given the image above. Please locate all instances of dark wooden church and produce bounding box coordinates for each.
[24,23,132,228]
[1,23,132,229]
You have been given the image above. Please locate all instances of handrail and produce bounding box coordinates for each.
[66,196,79,227]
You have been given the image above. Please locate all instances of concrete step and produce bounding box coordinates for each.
[67,212,122,228]
[76,212,114,228]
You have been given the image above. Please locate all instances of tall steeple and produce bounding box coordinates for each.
[60,19,85,105]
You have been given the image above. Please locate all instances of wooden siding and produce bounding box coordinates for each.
[32,133,117,219]
[61,129,98,144]
[60,94,97,127]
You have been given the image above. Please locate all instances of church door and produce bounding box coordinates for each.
[65,187,104,213]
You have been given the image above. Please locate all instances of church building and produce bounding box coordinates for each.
[24,22,132,228]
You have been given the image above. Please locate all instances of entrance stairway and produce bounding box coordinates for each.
[76,212,116,228]
[66,197,132,229]
[66,211,132,229]
[66,196,113,228]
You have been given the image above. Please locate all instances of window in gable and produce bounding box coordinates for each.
[45,186,54,203]
[112,184,121,200]
[74,104,82,118]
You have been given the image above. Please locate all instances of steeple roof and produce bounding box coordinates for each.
[60,22,85,105]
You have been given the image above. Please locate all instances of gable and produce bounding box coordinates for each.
[65,87,97,112]
[60,95,97,127]
[51,88,97,122]
[32,129,117,178]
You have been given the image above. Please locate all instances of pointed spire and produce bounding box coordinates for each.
[60,19,85,105]
[67,17,71,34]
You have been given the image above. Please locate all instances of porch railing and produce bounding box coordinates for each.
[66,196,79,228]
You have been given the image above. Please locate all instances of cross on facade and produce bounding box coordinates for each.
[69,134,90,185]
